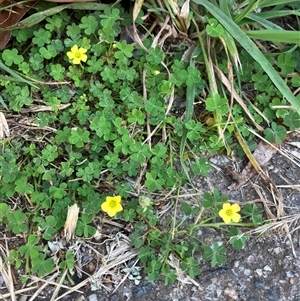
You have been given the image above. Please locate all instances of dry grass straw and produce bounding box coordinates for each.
[168,253,200,287]
[0,236,16,301]
[246,212,300,258]
[51,234,139,301]
[0,112,9,140]
[213,65,264,132]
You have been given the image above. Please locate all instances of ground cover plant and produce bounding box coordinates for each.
[0,0,299,297]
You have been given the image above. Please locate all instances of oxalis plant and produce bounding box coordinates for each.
[0,0,298,286]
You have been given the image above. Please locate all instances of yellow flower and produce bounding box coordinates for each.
[101,196,123,217]
[219,203,241,224]
[67,45,87,64]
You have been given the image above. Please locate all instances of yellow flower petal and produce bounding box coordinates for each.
[219,208,231,224]
[67,51,75,60]
[78,47,87,54]
[106,196,121,203]
[231,213,241,223]
[221,214,232,224]
[80,54,87,62]
[113,202,123,212]
[72,58,81,64]
[231,203,241,212]
[222,203,232,210]
[71,45,79,53]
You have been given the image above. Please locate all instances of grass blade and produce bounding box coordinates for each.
[0,60,39,89]
[244,30,300,45]
[259,0,300,8]
[0,3,108,31]
[193,0,300,114]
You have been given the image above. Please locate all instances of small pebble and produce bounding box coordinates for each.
[263,265,272,272]
[254,278,264,289]
[132,282,153,298]
[255,269,263,277]
[264,286,281,301]
[224,287,238,300]
[88,293,98,301]
[109,293,119,301]
[244,269,252,276]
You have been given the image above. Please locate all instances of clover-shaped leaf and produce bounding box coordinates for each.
[229,234,248,250]
[15,177,34,195]
[69,128,90,148]
[146,47,165,65]
[32,29,51,47]
[283,111,300,131]
[206,18,224,37]
[277,53,296,74]
[264,122,287,144]
[79,16,98,35]
[186,65,202,87]
[114,40,134,60]
[203,243,227,267]
[205,94,229,115]
[2,49,24,66]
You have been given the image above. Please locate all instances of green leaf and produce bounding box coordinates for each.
[79,15,98,35]
[59,250,75,269]
[145,171,165,192]
[32,29,51,47]
[129,230,144,248]
[241,204,263,225]
[185,65,202,87]
[190,157,211,176]
[181,202,192,216]
[203,243,227,267]
[244,30,300,45]
[0,203,10,221]
[7,211,27,234]
[32,255,54,276]
[229,234,248,250]
[0,60,39,88]
[277,53,297,74]
[15,177,34,195]
[45,14,63,32]
[18,235,42,260]
[202,189,228,208]
[49,183,67,199]
[206,18,224,37]
[146,47,165,65]
[283,111,300,131]
[264,122,287,144]
[48,63,65,81]
[69,128,90,148]
[2,49,24,66]
[202,192,214,208]
[148,271,160,281]
[0,3,108,31]
[39,45,58,59]
[181,257,201,278]
[114,40,134,60]
[205,94,229,115]
[164,270,177,284]
[127,109,145,125]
